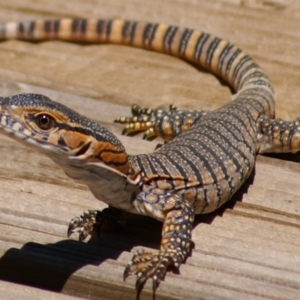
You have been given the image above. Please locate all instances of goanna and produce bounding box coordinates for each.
[0,19,299,297]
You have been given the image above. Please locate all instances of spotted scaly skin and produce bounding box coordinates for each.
[1,19,300,298]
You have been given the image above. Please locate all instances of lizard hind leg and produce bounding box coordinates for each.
[257,115,300,154]
[124,188,195,296]
[115,104,208,142]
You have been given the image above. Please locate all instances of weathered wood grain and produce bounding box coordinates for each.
[0,1,299,299]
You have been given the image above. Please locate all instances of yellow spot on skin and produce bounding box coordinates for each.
[163,225,169,233]
[131,22,147,48]
[151,23,169,52]
[109,19,125,43]
[58,19,73,40]
[157,181,172,189]
[168,224,175,231]
[85,19,98,41]
[206,189,217,204]
[146,194,158,203]
[291,132,300,152]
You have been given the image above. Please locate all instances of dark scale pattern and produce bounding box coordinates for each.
[142,23,159,47]
[1,18,300,298]
[194,33,210,61]
[179,28,193,56]
[44,20,60,35]
[122,21,137,44]
[163,25,178,52]
[217,42,234,74]
[206,37,221,67]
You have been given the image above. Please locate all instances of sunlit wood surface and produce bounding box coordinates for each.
[0,1,299,299]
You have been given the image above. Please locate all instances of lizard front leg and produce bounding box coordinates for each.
[125,187,195,295]
[115,104,207,141]
[68,206,129,241]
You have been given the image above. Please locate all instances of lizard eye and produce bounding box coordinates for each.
[35,114,55,131]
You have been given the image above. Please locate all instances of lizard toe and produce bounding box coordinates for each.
[124,249,174,294]
[67,210,98,241]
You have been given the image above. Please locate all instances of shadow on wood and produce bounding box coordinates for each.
[0,213,163,298]
[0,172,255,297]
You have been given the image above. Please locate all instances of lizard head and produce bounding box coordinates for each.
[0,93,131,176]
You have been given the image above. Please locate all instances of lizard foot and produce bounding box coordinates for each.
[114,104,162,139]
[68,209,99,241]
[115,103,207,141]
[124,248,180,295]
[68,207,129,241]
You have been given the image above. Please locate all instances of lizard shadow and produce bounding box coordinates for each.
[0,168,255,295]
[0,213,162,294]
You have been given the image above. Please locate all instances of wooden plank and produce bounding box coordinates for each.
[0,1,299,299]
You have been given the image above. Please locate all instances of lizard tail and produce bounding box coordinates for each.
[0,19,274,116]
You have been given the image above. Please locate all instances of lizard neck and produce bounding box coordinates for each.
[50,152,141,212]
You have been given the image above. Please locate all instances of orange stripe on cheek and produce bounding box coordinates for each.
[62,130,90,149]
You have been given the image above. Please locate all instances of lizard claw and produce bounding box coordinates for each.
[124,249,175,295]
[67,210,98,241]
[67,207,130,241]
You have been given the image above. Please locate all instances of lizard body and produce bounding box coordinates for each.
[0,19,299,297]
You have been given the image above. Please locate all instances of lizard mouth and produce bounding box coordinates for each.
[73,140,93,156]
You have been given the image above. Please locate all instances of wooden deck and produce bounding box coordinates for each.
[0,1,299,299]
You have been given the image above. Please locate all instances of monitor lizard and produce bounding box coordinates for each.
[0,19,299,298]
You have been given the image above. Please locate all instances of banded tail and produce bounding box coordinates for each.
[0,19,273,96]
